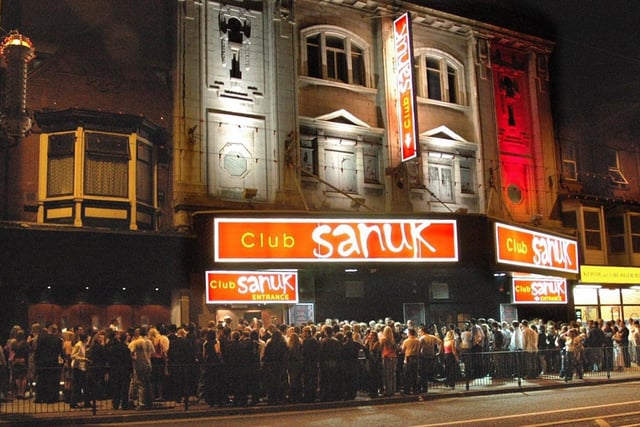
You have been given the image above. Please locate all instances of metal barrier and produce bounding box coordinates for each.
[1,346,639,416]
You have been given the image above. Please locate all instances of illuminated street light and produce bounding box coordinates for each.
[0,31,34,220]
[0,30,35,138]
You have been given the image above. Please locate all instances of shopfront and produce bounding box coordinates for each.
[575,265,640,322]
[190,214,582,327]
[492,222,579,322]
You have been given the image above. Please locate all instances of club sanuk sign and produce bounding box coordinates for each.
[206,270,298,304]
[214,218,458,262]
[393,12,418,162]
[495,223,578,274]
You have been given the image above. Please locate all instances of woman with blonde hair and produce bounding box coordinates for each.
[61,331,76,403]
[443,329,459,389]
[380,325,397,397]
[148,327,167,400]
[286,332,303,403]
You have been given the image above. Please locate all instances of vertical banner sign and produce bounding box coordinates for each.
[393,12,418,162]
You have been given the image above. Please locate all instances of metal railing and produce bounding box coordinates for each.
[1,346,638,416]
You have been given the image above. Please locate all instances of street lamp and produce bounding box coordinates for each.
[0,30,35,138]
[0,30,35,219]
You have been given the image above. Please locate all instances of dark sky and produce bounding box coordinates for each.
[419,1,640,118]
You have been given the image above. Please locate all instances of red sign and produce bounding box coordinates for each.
[393,13,418,162]
[512,276,567,304]
[205,270,299,304]
[495,223,579,274]
[214,218,458,262]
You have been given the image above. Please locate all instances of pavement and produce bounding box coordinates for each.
[2,369,639,426]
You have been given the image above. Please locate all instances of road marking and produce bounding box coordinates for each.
[413,399,640,426]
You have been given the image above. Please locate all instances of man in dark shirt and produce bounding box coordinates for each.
[319,325,342,401]
[301,325,319,402]
[34,324,63,403]
[167,328,195,403]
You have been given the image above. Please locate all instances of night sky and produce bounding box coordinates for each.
[418,0,640,122]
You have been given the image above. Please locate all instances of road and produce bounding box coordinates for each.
[85,381,640,427]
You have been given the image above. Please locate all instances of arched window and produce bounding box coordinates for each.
[301,26,371,87]
[414,49,465,105]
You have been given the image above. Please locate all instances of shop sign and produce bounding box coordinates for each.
[512,276,567,304]
[205,270,299,304]
[393,12,418,162]
[495,223,578,274]
[580,265,640,284]
[214,218,458,262]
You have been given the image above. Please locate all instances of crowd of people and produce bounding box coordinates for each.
[1,315,639,409]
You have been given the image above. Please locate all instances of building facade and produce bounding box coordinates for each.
[558,90,640,323]
[0,2,193,333]
[175,0,573,327]
[0,0,597,333]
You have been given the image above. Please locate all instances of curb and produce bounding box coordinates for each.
[2,376,638,426]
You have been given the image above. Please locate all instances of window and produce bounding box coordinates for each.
[300,131,380,194]
[324,139,357,193]
[607,215,625,253]
[38,110,165,230]
[47,133,75,197]
[459,157,474,194]
[607,149,628,185]
[363,143,380,184]
[415,50,464,105]
[631,214,640,254]
[583,210,602,250]
[136,141,153,204]
[562,140,578,181]
[302,26,369,87]
[427,158,454,202]
[300,137,318,176]
[84,132,129,197]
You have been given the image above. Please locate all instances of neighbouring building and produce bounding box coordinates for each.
[0,2,193,333]
[557,86,640,323]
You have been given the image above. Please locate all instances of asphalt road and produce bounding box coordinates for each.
[83,381,640,427]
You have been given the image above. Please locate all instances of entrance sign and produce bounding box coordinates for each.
[206,270,299,304]
[214,218,458,262]
[393,12,418,162]
[512,275,567,304]
[495,222,578,274]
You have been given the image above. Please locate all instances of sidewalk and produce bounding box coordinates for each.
[2,370,639,426]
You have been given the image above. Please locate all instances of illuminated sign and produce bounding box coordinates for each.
[580,265,640,284]
[393,12,418,162]
[495,223,578,274]
[205,270,299,304]
[214,218,458,262]
[512,276,567,304]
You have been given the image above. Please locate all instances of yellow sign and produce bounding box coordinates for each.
[580,265,640,284]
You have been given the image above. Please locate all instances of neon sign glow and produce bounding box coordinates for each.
[393,13,418,162]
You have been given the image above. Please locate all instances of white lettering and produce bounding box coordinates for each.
[311,221,444,259]
[532,236,573,269]
[237,273,296,295]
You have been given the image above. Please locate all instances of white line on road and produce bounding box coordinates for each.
[412,399,640,426]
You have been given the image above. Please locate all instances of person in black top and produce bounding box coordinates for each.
[34,324,63,403]
[106,330,132,410]
[167,328,195,404]
[301,325,319,403]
